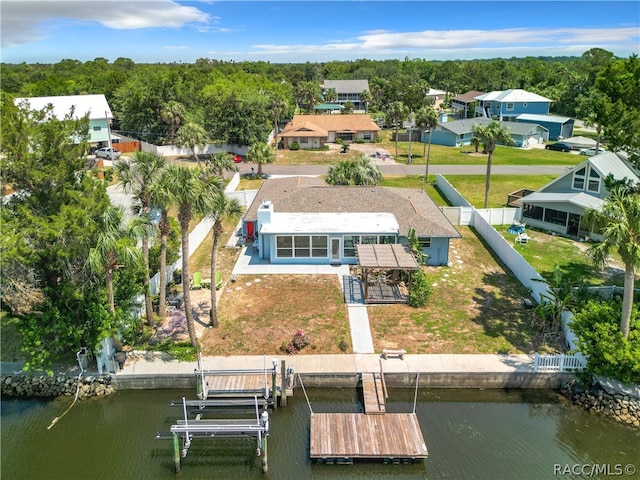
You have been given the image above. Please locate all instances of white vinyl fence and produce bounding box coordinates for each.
[436,174,587,370]
[533,352,587,372]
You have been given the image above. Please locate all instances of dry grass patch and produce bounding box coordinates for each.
[199,274,350,356]
[368,226,563,355]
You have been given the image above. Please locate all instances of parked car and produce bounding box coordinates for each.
[95,147,121,159]
[545,142,572,152]
[579,147,606,156]
[228,152,243,163]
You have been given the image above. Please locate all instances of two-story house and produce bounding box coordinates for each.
[519,152,639,238]
[14,94,114,147]
[475,89,551,121]
[321,80,370,112]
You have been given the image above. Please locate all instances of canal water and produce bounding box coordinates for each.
[2,387,638,479]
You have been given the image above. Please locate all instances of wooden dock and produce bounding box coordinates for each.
[204,374,270,398]
[361,372,386,414]
[309,413,428,461]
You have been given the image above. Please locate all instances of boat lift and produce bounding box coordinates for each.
[157,395,271,474]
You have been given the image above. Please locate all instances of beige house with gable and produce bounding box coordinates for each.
[280,114,381,149]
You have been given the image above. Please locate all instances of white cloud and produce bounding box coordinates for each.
[250,27,640,58]
[1,0,210,47]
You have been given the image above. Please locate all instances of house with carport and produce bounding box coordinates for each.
[242,177,460,266]
[519,152,639,238]
[280,114,380,149]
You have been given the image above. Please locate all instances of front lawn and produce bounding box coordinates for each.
[375,129,582,166]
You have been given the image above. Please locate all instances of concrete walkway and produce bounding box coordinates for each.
[111,352,536,377]
[347,305,375,354]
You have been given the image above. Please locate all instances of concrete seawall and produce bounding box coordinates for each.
[111,372,575,390]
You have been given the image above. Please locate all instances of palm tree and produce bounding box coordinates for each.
[472,121,514,208]
[176,121,210,169]
[323,88,337,104]
[360,89,372,112]
[205,151,238,178]
[385,101,409,158]
[87,206,143,316]
[159,100,187,144]
[207,192,243,327]
[148,169,174,318]
[245,142,276,178]
[164,165,224,347]
[269,97,288,150]
[115,151,166,325]
[584,187,640,339]
[326,155,382,186]
[415,106,439,183]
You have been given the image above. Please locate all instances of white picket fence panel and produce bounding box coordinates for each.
[534,352,587,372]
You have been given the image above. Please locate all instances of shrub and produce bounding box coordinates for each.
[335,137,343,145]
[354,138,365,144]
[570,299,640,384]
[280,329,311,355]
[407,269,433,308]
[289,142,299,150]
[154,340,198,362]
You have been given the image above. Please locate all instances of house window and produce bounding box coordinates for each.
[363,131,372,140]
[294,236,310,257]
[587,169,601,193]
[573,167,586,190]
[523,103,528,108]
[300,137,308,144]
[418,237,431,248]
[506,103,514,111]
[544,208,568,226]
[93,126,102,131]
[276,236,293,257]
[523,204,543,221]
[379,235,396,244]
[311,236,328,257]
[343,235,360,257]
[361,235,377,244]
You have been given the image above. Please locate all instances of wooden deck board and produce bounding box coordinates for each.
[361,373,386,414]
[310,413,428,459]
[205,374,269,397]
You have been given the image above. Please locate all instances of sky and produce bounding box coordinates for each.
[1,1,639,64]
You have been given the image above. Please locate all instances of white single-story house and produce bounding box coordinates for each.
[14,94,114,145]
[519,152,639,238]
[280,114,381,149]
[242,177,461,266]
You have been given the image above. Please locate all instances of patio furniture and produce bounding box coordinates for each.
[191,272,202,290]
[215,271,223,290]
[515,233,531,244]
[201,278,212,289]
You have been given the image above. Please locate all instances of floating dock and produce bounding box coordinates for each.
[310,413,428,462]
[307,367,428,463]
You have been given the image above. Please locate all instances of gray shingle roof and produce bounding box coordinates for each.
[322,80,369,93]
[244,177,460,239]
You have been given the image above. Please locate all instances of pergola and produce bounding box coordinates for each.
[355,244,420,304]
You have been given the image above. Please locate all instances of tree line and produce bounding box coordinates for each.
[1,49,638,163]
